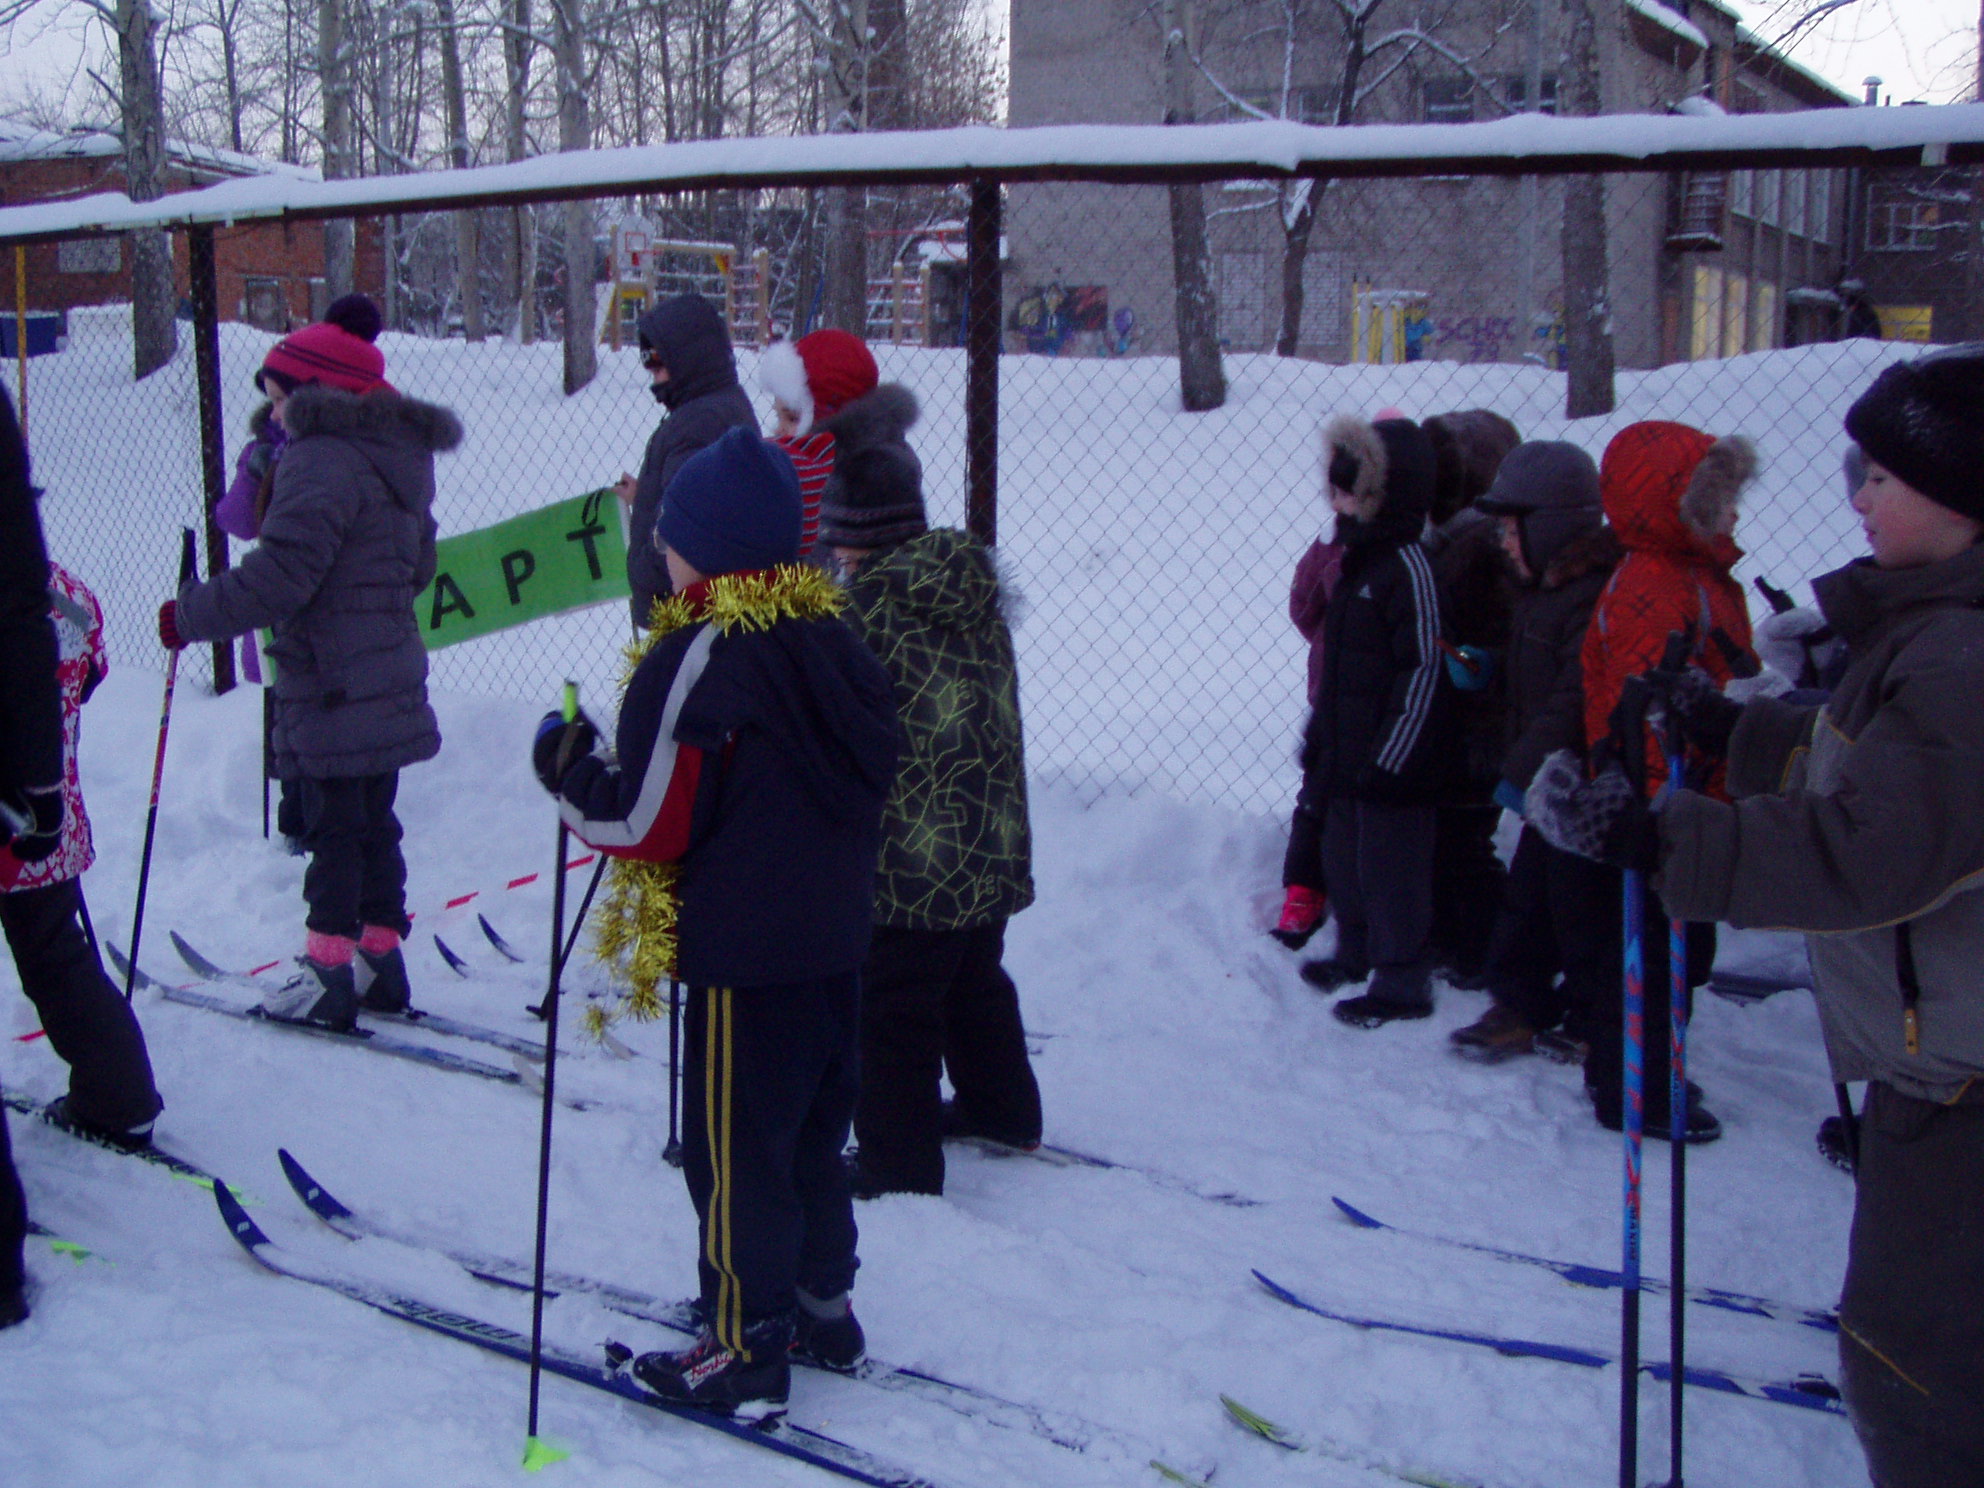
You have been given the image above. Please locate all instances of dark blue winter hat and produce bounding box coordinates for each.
[655,426,803,578]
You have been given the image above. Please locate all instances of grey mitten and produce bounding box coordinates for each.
[1523,750,1656,871]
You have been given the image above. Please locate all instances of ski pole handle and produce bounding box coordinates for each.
[178,525,197,587]
[1753,575,1795,615]
[560,679,578,725]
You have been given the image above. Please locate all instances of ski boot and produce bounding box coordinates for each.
[633,1314,793,1422]
[262,956,359,1033]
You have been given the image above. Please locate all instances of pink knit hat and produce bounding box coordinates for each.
[257,294,391,395]
[759,328,878,434]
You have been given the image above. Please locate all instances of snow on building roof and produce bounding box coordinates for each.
[0,119,318,182]
[0,105,1976,245]
[1621,0,1709,53]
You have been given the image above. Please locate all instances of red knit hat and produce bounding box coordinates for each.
[257,294,391,396]
[759,328,878,434]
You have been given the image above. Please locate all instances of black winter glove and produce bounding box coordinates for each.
[532,709,599,795]
[1645,665,1744,761]
[0,784,64,863]
[1523,750,1659,873]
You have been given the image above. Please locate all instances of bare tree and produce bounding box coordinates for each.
[320,0,355,298]
[434,0,484,338]
[1558,0,1613,417]
[1164,0,1225,410]
[550,0,594,392]
[117,0,179,377]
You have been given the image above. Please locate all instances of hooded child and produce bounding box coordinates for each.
[537,426,899,1422]
[159,294,460,1033]
[616,293,759,628]
[1296,412,1455,1027]
[820,381,1042,1198]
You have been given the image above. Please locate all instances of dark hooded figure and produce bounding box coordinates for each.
[620,294,760,627]
[1297,413,1454,1027]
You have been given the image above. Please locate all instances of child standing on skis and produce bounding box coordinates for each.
[159,295,460,1033]
[1529,346,1984,1488]
[537,427,898,1422]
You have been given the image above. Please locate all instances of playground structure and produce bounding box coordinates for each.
[600,220,774,350]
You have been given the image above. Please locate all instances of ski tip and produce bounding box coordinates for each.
[1331,1196,1383,1229]
[276,1149,353,1220]
[213,1180,269,1249]
[1219,1394,1293,1446]
[167,929,222,977]
[478,914,526,962]
[521,1436,572,1472]
[434,936,471,976]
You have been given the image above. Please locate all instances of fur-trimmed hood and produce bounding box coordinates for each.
[818,382,919,456]
[1424,408,1521,525]
[1324,412,1436,545]
[282,384,462,515]
[1599,420,1754,568]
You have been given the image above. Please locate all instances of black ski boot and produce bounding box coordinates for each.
[791,1290,866,1373]
[1816,1115,1856,1173]
[261,957,359,1033]
[633,1315,793,1422]
[42,1096,155,1152]
[1298,956,1369,994]
[356,943,411,1014]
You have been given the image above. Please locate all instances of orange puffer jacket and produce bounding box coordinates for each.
[1581,421,1755,797]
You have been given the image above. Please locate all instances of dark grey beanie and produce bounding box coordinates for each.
[1844,344,1984,523]
[1475,440,1603,576]
[817,443,927,550]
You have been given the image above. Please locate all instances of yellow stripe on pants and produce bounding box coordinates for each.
[703,988,746,1355]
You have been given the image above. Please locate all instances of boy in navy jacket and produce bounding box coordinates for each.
[536,427,898,1420]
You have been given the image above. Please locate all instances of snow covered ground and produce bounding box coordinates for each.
[1,330,1888,1487]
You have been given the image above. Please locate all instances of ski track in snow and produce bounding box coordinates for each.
[2,335,1882,1486]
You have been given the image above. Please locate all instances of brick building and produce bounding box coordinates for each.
[1008,0,1866,367]
[0,122,384,333]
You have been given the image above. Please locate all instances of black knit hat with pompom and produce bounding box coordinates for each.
[1845,344,1984,522]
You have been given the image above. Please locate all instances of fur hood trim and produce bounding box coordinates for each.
[282,384,464,453]
[758,338,813,431]
[1324,413,1388,521]
[1540,522,1624,591]
[1679,435,1756,544]
[819,382,919,455]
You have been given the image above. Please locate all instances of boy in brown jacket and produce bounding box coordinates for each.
[1528,346,1984,1488]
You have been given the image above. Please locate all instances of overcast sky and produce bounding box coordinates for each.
[0,0,1972,143]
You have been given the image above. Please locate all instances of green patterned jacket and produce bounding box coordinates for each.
[841,528,1034,929]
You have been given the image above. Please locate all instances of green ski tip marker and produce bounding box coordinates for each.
[1220,1394,1294,1448]
[1150,1461,1212,1488]
[521,1436,571,1473]
[560,679,579,724]
[46,1239,94,1263]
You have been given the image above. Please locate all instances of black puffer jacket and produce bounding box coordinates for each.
[1302,414,1452,803]
[0,386,58,797]
[176,385,459,778]
[626,296,759,626]
[1498,523,1622,791]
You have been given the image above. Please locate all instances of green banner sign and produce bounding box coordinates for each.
[418,489,629,649]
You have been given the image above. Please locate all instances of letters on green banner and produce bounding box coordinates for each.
[418,489,629,649]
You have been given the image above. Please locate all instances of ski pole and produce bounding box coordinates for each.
[525,680,581,1458]
[663,978,682,1168]
[525,854,607,1020]
[125,527,196,1000]
[1662,698,1691,1488]
[1613,672,1655,1488]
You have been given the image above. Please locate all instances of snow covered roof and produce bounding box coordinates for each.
[0,120,318,183]
[0,105,1976,245]
[1621,0,1708,53]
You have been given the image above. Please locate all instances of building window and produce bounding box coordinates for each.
[1503,73,1557,113]
[1866,179,1953,252]
[1422,76,1474,125]
[242,277,288,333]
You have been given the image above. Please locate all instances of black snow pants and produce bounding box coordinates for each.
[1321,797,1436,1008]
[300,772,410,939]
[1,878,162,1131]
[1838,1081,1984,1488]
[854,920,1043,1195]
[1430,800,1505,981]
[681,974,862,1358]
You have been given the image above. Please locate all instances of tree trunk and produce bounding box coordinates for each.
[502,0,535,341]
[1558,0,1614,418]
[319,0,354,299]
[1275,180,1315,357]
[1162,0,1224,411]
[554,0,595,394]
[435,0,484,340]
[117,0,177,379]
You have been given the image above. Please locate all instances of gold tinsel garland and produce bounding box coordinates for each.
[581,564,846,1040]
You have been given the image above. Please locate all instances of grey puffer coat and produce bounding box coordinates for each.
[176,385,460,779]
[1658,543,1984,1103]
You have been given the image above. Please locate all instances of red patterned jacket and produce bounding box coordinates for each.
[10,563,106,891]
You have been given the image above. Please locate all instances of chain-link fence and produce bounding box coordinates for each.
[19,155,1971,816]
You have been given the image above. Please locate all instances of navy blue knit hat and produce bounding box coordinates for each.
[655,426,803,577]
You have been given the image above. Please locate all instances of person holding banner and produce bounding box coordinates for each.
[615,293,758,629]
[159,295,461,1034]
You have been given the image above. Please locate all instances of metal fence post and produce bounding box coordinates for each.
[965,177,1000,548]
[188,225,235,694]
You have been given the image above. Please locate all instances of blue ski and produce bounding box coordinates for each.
[1331,1196,1838,1332]
[275,1148,1101,1452]
[479,913,526,962]
[213,1180,946,1488]
[1252,1270,1844,1416]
